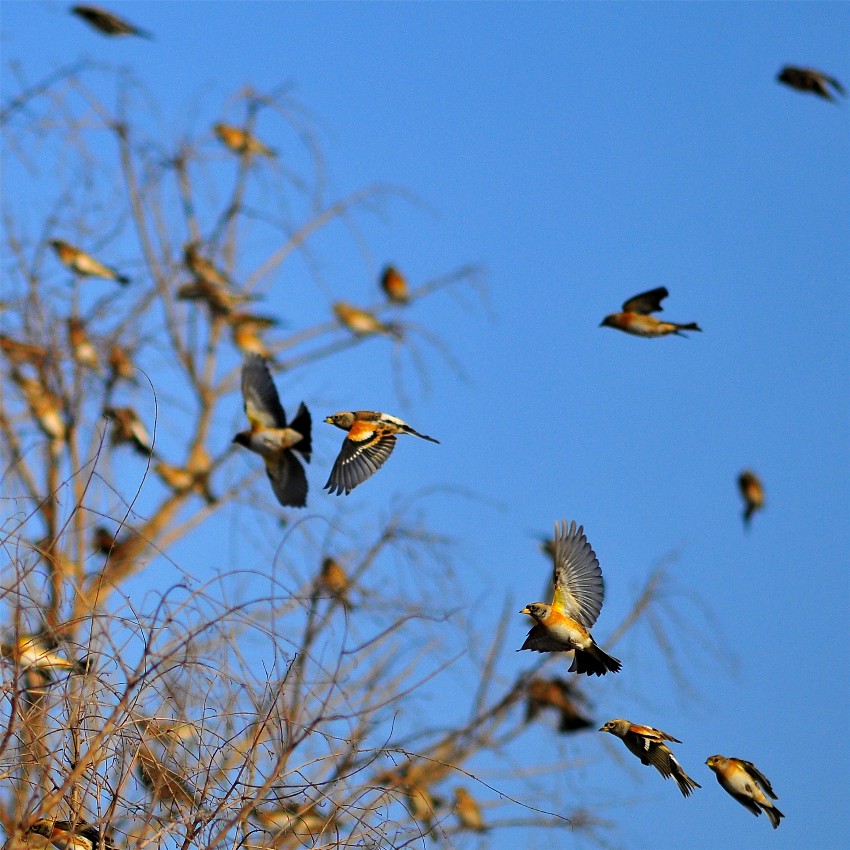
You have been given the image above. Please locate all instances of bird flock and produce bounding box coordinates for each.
[5,3,845,847]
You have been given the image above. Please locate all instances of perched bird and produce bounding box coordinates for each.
[49,240,129,285]
[599,719,701,797]
[228,312,278,358]
[25,819,116,850]
[777,66,845,101]
[706,755,784,829]
[600,287,701,338]
[333,301,401,339]
[92,525,118,556]
[155,460,216,505]
[213,123,276,158]
[135,745,197,808]
[519,520,621,676]
[71,4,152,38]
[380,265,410,304]
[107,343,135,386]
[406,783,440,838]
[453,787,486,832]
[180,243,248,316]
[525,676,594,733]
[183,242,231,288]
[67,317,99,370]
[1,634,88,680]
[14,376,66,446]
[738,470,765,528]
[250,802,333,841]
[0,334,48,370]
[318,556,350,606]
[105,406,154,456]
[323,411,439,496]
[233,353,311,508]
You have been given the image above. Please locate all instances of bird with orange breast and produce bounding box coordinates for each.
[380,265,410,304]
[600,287,701,338]
[519,520,621,676]
[25,818,117,850]
[49,240,129,285]
[600,719,700,797]
[333,301,402,339]
[737,470,764,528]
[706,755,784,829]
[777,66,845,101]
[213,123,277,158]
[67,317,99,370]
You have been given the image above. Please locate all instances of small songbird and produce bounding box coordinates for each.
[600,287,701,338]
[519,520,621,676]
[777,65,845,101]
[107,343,135,385]
[49,240,129,285]
[92,525,118,556]
[323,411,439,496]
[67,317,99,370]
[453,787,486,832]
[14,376,66,446]
[0,334,48,369]
[406,783,440,837]
[183,242,231,289]
[71,4,152,39]
[233,353,311,508]
[333,301,401,339]
[706,755,784,829]
[105,406,154,456]
[1,634,88,681]
[135,745,197,808]
[380,265,410,304]
[155,460,216,505]
[213,123,276,158]
[180,243,249,316]
[525,677,594,733]
[251,802,333,840]
[738,470,765,528]
[228,312,278,358]
[319,556,350,605]
[26,819,117,850]
[599,719,701,797]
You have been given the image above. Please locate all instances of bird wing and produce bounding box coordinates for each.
[551,520,604,628]
[324,425,396,495]
[740,760,778,799]
[241,354,287,429]
[628,723,681,744]
[622,287,669,315]
[826,75,846,96]
[289,402,312,461]
[520,624,569,653]
[265,452,308,508]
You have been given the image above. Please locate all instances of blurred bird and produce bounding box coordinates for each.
[233,353,312,508]
[133,715,198,744]
[333,301,401,339]
[406,783,440,838]
[0,334,48,370]
[705,755,784,829]
[26,819,116,850]
[213,123,276,158]
[135,745,197,808]
[180,243,249,316]
[599,719,701,797]
[107,343,135,385]
[737,470,765,529]
[49,240,129,285]
[453,787,486,832]
[380,265,410,304]
[71,4,152,39]
[323,411,439,496]
[250,802,334,841]
[519,520,621,676]
[67,317,99,370]
[155,460,216,505]
[777,65,845,101]
[105,406,154,456]
[14,375,66,446]
[525,676,594,733]
[92,525,118,556]
[600,287,701,338]
[319,556,350,606]
[1,634,88,680]
[228,312,278,358]
[183,241,230,289]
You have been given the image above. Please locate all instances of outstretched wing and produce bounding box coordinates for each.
[741,760,778,799]
[520,624,568,653]
[324,425,396,495]
[241,353,287,429]
[551,520,604,629]
[622,287,668,315]
[628,723,681,744]
[265,452,308,508]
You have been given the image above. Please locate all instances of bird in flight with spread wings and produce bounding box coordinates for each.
[519,520,621,676]
[600,287,701,338]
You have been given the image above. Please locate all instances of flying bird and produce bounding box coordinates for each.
[26,819,117,850]
[49,239,129,284]
[71,4,152,39]
[228,312,278,358]
[323,411,439,496]
[706,755,784,829]
[213,123,276,157]
[233,353,311,508]
[738,470,765,528]
[525,676,594,733]
[380,265,410,304]
[600,287,701,338]
[519,520,621,676]
[777,65,845,101]
[600,719,701,797]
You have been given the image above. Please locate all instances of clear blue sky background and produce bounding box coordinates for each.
[2,2,849,849]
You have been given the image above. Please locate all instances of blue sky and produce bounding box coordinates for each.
[2,2,849,848]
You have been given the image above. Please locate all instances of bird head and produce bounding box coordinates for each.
[519,603,549,621]
[232,432,251,448]
[705,755,724,770]
[325,412,355,429]
[599,718,629,737]
[599,314,617,329]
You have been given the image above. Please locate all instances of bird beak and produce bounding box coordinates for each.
[323,416,333,424]
[598,725,607,732]
[519,607,531,615]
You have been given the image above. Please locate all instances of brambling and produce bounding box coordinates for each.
[49,240,129,285]
[777,66,845,101]
[737,470,765,528]
[154,460,216,505]
[333,301,402,339]
[600,287,701,338]
[67,317,99,370]
[104,406,154,456]
[250,803,334,840]
[406,783,441,837]
[706,755,784,829]
[228,312,278,358]
[92,525,119,556]
[233,353,311,508]
[183,242,233,290]
[14,376,66,444]
[135,745,196,808]
[0,334,48,369]
[453,787,486,832]
[213,123,276,158]
[71,4,152,39]
[107,343,135,385]
[1,634,88,680]
[600,719,701,797]
[26,819,116,850]
[519,520,621,676]
[323,411,439,496]
[319,556,350,605]
[380,265,410,304]
[525,676,594,734]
